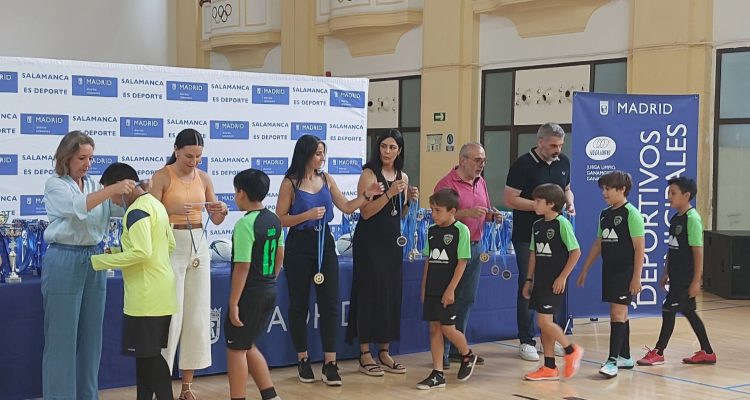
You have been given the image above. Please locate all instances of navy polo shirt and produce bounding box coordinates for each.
[506,147,571,243]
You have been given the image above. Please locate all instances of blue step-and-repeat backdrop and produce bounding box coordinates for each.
[0,56,368,238]
[570,92,699,317]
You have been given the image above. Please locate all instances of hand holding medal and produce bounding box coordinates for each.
[183,202,211,268]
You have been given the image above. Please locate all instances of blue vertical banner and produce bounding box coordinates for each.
[570,92,699,317]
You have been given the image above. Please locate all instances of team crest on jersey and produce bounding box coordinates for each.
[614,216,623,226]
[443,234,454,245]
[210,307,222,344]
[546,229,555,240]
[675,225,683,236]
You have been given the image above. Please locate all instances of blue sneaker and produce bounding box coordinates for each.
[617,356,635,369]
[599,358,618,378]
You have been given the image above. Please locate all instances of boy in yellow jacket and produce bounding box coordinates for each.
[91,162,176,400]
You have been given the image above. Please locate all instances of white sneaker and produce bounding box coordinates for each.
[519,343,540,361]
[539,342,566,357]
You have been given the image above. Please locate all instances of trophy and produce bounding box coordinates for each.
[103,218,122,278]
[408,208,424,261]
[1,224,24,284]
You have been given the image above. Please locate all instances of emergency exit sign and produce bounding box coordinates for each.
[433,112,445,121]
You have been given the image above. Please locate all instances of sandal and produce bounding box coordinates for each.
[178,382,197,400]
[358,351,384,376]
[378,349,407,374]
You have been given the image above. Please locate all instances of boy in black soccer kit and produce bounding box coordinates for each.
[417,189,479,390]
[225,169,284,400]
[522,184,583,381]
[578,171,645,378]
[637,176,716,366]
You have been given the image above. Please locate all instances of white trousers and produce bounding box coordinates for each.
[161,228,212,372]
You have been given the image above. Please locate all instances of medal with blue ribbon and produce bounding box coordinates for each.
[314,218,325,285]
[396,192,408,247]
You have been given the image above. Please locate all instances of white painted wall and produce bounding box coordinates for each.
[714,0,750,49]
[479,0,630,70]
[0,0,176,66]
[324,25,422,78]
[210,45,282,73]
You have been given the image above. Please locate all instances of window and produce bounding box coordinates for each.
[714,49,750,230]
[367,76,421,188]
[480,59,626,209]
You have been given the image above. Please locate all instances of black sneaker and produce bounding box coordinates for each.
[449,354,484,365]
[297,357,315,383]
[416,370,446,390]
[457,351,478,382]
[322,361,342,386]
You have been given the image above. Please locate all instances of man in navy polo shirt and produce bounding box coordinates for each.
[504,123,575,362]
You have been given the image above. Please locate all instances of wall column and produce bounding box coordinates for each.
[628,0,714,224]
[281,0,323,75]
[176,0,205,68]
[419,0,479,197]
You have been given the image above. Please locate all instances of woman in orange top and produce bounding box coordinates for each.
[150,128,228,400]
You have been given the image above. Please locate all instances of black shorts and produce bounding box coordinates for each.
[122,315,171,358]
[663,286,696,312]
[602,264,633,305]
[422,295,457,326]
[225,290,276,350]
[529,286,564,315]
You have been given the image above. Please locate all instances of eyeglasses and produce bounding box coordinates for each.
[464,157,486,165]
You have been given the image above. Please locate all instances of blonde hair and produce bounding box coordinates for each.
[54,131,95,176]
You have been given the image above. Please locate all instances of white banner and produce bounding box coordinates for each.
[0,57,368,241]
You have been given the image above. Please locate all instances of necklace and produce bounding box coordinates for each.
[382,177,398,217]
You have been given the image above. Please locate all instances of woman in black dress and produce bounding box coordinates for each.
[346,129,419,376]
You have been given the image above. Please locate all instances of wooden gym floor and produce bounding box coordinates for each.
[98,292,750,400]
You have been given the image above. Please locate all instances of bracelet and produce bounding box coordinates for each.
[525,278,533,282]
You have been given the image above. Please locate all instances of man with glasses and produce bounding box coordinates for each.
[504,123,575,361]
[434,142,501,369]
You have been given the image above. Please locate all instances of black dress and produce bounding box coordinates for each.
[346,168,405,344]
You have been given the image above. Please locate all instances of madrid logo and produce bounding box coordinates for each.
[210,307,222,344]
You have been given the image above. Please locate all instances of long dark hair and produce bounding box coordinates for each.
[166,128,204,165]
[284,134,325,188]
[364,128,404,172]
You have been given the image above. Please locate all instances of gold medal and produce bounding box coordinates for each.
[479,253,490,263]
[191,257,200,268]
[313,272,325,285]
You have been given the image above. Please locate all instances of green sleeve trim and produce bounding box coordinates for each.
[557,215,580,251]
[687,208,704,247]
[233,213,257,263]
[597,209,605,238]
[626,203,645,237]
[529,221,537,250]
[456,222,472,259]
[423,224,435,256]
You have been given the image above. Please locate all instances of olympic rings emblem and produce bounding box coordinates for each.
[212,4,232,23]
[591,138,610,149]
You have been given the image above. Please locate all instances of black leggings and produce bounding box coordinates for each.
[285,227,340,353]
[135,355,173,400]
[656,309,713,353]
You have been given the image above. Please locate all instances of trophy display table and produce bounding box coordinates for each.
[0,255,526,400]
